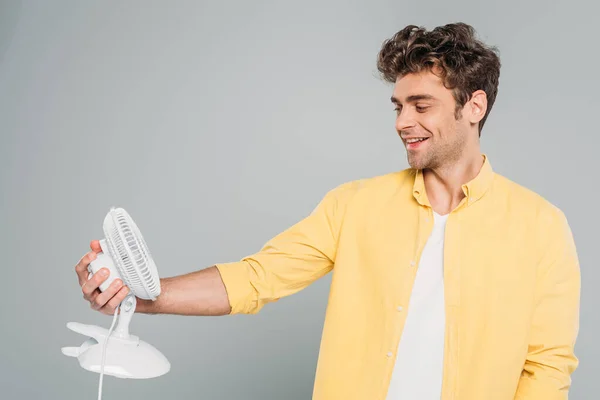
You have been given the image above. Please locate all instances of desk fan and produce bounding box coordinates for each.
[62,207,170,398]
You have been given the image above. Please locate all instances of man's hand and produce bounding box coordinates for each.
[74,240,130,315]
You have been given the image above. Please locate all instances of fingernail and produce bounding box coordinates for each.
[101,269,109,276]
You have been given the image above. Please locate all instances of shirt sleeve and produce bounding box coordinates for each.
[514,207,581,399]
[215,181,357,315]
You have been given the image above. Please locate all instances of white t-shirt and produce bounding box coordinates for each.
[386,210,448,399]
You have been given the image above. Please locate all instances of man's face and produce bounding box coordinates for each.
[391,69,471,170]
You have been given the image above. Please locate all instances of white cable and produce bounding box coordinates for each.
[98,305,120,400]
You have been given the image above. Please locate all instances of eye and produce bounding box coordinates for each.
[393,106,402,114]
[416,105,429,113]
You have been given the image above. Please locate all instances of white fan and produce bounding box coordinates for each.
[62,207,170,398]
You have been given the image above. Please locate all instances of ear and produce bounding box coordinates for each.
[468,90,488,125]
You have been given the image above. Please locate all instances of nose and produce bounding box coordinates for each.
[395,108,417,133]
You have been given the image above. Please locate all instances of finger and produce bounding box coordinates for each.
[99,286,130,315]
[90,240,102,253]
[81,268,110,299]
[90,279,123,310]
[84,287,101,303]
[75,251,97,285]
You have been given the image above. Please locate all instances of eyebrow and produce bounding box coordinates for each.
[390,94,437,104]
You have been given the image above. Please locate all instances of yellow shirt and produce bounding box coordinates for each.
[216,154,580,400]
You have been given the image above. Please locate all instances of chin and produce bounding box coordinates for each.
[408,156,437,171]
[407,156,426,170]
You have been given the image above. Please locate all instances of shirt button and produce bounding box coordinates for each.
[397,306,403,311]
[386,351,393,357]
[410,260,416,266]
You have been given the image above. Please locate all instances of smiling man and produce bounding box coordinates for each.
[75,22,580,399]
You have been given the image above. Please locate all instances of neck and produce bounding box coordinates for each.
[423,150,484,214]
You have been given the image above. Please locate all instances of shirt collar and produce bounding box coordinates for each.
[412,153,494,207]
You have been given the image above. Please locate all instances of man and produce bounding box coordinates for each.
[74,22,580,399]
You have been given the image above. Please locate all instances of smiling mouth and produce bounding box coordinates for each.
[405,137,429,149]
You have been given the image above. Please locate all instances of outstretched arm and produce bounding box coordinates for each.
[77,181,356,317]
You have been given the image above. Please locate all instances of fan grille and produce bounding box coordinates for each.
[103,208,161,300]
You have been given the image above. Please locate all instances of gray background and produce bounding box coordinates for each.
[0,1,597,399]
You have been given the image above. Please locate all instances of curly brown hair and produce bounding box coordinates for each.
[377,22,501,136]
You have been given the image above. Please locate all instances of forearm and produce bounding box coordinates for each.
[135,266,232,316]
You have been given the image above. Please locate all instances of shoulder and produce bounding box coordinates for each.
[327,168,414,198]
[492,172,564,216]
[491,173,571,244]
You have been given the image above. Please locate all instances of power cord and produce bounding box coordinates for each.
[98,306,120,400]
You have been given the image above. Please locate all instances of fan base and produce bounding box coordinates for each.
[62,322,170,379]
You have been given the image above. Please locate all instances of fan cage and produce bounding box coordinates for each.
[102,208,161,300]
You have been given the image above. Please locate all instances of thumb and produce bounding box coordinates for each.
[90,240,102,253]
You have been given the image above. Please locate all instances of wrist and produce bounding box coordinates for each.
[134,278,165,314]
[135,297,159,314]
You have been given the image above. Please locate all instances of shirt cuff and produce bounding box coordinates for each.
[215,261,257,314]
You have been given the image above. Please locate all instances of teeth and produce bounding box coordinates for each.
[407,138,426,143]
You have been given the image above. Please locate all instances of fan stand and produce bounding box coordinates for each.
[62,293,170,379]
[114,292,135,338]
